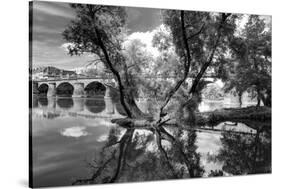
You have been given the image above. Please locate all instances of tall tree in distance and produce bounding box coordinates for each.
[223,15,271,107]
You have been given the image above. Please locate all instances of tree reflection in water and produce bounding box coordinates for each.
[72,120,271,185]
[72,124,204,185]
[207,127,271,175]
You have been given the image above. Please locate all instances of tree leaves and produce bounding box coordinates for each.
[223,15,271,106]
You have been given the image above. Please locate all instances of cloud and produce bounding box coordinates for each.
[125,24,173,58]
[96,134,108,142]
[60,126,89,138]
[60,42,75,52]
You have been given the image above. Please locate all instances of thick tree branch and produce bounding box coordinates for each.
[109,129,134,183]
[94,27,132,118]
[109,139,126,182]
[158,11,192,121]
[158,126,196,177]
[155,129,178,178]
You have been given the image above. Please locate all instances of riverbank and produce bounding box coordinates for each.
[112,106,271,132]
[196,106,271,131]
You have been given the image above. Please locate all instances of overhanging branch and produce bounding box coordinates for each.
[189,13,231,94]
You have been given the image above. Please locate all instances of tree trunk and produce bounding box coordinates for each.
[94,27,133,118]
[238,92,243,108]
[125,92,150,119]
[256,97,261,107]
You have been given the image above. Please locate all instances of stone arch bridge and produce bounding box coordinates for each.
[33,77,117,97]
[32,74,220,98]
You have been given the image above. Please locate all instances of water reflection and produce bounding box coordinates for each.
[32,96,39,108]
[38,97,48,107]
[202,122,257,134]
[72,121,271,185]
[207,130,271,175]
[72,98,85,112]
[72,128,180,184]
[57,98,74,109]
[32,96,124,118]
[31,96,271,187]
[61,126,90,138]
[85,98,105,114]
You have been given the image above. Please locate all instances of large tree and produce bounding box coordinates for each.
[63,4,146,118]
[62,4,241,181]
[63,4,237,126]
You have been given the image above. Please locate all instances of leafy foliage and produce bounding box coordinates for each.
[222,15,272,106]
[215,131,271,175]
[162,10,238,78]
[62,4,127,70]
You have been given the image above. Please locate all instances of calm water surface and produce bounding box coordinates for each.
[31,96,271,187]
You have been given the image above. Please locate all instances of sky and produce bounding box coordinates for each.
[31,1,162,70]
[31,1,271,71]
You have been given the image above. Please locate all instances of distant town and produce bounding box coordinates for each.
[31,61,110,81]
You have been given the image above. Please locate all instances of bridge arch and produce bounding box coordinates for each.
[84,81,106,97]
[38,83,49,96]
[56,82,74,97]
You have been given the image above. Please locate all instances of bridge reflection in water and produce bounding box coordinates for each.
[33,77,117,98]
[32,95,126,120]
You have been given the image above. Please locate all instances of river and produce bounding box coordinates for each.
[30,95,271,187]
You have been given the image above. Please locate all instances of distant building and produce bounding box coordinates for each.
[32,66,77,80]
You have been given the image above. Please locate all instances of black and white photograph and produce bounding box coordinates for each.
[29,0,272,188]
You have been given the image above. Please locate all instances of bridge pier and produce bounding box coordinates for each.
[105,86,112,98]
[47,83,56,97]
[104,97,114,114]
[72,98,85,112]
[32,82,39,94]
[47,97,56,109]
[32,96,38,108]
[73,82,85,97]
